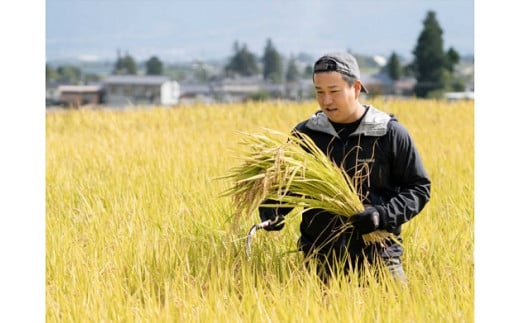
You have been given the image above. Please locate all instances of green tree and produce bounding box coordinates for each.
[262,38,283,83]
[286,55,300,82]
[56,65,82,84]
[385,52,401,81]
[46,64,59,83]
[411,11,446,97]
[225,41,259,77]
[445,47,460,73]
[145,56,163,75]
[402,62,415,78]
[113,51,137,75]
[302,64,314,79]
[83,74,101,84]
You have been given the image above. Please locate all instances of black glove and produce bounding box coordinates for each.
[259,206,286,231]
[351,206,382,234]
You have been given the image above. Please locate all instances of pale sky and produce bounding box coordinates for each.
[46,0,474,62]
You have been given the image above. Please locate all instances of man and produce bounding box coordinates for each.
[259,52,431,283]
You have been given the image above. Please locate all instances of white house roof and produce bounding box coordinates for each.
[58,85,103,93]
[179,83,212,95]
[103,75,172,85]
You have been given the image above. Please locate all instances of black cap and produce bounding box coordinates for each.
[314,52,368,93]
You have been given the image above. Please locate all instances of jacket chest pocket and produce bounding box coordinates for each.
[371,157,390,190]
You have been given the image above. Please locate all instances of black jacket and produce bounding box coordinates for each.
[260,105,431,259]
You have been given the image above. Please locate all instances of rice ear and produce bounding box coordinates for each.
[220,128,392,244]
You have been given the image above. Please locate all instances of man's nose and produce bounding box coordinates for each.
[323,93,333,105]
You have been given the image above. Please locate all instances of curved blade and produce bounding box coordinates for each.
[245,216,279,259]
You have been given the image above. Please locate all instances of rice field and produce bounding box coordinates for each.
[46,98,473,322]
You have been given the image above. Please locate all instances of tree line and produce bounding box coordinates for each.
[46,11,466,98]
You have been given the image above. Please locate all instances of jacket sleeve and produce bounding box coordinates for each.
[378,121,431,231]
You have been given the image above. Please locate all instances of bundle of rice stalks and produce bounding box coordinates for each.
[221,128,391,244]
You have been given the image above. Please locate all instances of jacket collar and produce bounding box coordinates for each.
[306,105,391,138]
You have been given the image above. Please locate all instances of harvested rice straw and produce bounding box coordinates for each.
[221,128,392,245]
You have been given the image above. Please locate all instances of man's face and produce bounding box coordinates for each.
[313,71,361,124]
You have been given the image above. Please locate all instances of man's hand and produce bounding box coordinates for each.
[259,207,285,231]
[351,206,381,234]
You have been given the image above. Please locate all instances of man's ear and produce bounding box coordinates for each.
[354,80,363,98]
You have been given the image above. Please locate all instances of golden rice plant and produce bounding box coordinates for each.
[221,128,391,244]
[46,100,474,322]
